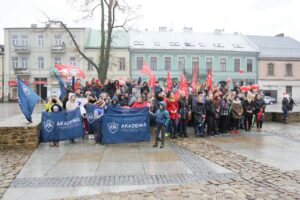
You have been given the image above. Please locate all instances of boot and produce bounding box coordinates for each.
[160,144,164,148]
[153,144,158,148]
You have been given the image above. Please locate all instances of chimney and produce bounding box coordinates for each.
[183,27,193,33]
[31,24,38,28]
[275,33,284,37]
[159,27,167,32]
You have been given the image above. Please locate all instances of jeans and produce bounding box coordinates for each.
[178,119,187,136]
[194,123,204,136]
[169,119,178,138]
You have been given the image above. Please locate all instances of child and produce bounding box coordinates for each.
[94,100,105,144]
[151,101,170,148]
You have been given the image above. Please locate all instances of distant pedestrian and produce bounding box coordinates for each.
[282,93,290,124]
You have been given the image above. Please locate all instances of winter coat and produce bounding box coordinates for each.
[108,96,121,109]
[166,98,179,120]
[282,97,290,110]
[66,93,77,111]
[141,85,150,94]
[193,101,206,124]
[243,100,255,116]
[254,99,265,114]
[178,97,189,120]
[131,101,148,108]
[205,100,216,118]
[232,100,243,119]
[152,101,170,127]
[220,98,230,116]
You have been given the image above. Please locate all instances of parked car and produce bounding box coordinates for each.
[263,96,277,104]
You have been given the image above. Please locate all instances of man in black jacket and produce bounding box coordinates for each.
[205,94,217,136]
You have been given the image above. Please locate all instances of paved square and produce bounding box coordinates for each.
[3,138,235,200]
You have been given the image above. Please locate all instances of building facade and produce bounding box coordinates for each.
[4,25,86,101]
[84,30,130,81]
[0,45,4,102]
[248,35,300,102]
[129,29,259,86]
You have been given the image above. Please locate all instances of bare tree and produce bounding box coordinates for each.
[46,0,138,83]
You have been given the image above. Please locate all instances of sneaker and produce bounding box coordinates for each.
[153,144,158,148]
[230,130,235,134]
[160,145,164,148]
[235,130,240,134]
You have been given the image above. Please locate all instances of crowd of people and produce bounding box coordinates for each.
[43,77,270,148]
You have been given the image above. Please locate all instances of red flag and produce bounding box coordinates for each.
[206,68,213,91]
[180,73,189,96]
[149,74,157,88]
[167,71,172,90]
[141,62,154,76]
[192,67,197,92]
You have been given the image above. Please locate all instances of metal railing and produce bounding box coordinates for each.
[14,45,31,53]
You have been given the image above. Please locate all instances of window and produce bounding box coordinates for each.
[232,44,243,48]
[286,86,292,96]
[150,57,157,71]
[38,35,44,47]
[192,57,199,78]
[54,57,61,65]
[178,57,185,71]
[267,63,274,76]
[213,43,224,48]
[286,63,293,77]
[164,57,172,70]
[12,35,18,46]
[184,42,195,47]
[21,57,28,69]
[206,57,213,74]
[154,42,160,46]
[55,35,62,46]
[11,57,18,69]
[21,35,28,46]
[119,57,126,71]
[247,59,253,72]
[69,57,76,66]
[87,57,94,71]
[38,57,44,69]
[234,58,240,72]
[136,57,143,70]
[220,58,226,72]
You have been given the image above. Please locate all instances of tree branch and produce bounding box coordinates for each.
[45,20,99,70]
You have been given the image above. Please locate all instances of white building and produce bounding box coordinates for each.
[3,24,130,101]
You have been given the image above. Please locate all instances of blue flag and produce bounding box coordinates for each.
[17,78,40,122]
[40,108,84,142]
[54,72,67,101]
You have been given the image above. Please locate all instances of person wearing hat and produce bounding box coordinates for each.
[108,96,121,109]
[94,99,105,144]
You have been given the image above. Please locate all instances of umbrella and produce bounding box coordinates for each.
[55,64,86,79]
[251,84,259,90]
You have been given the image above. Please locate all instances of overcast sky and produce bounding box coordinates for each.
[1,0,300,44]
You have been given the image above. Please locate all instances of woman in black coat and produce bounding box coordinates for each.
[193,94,206,137]
[205,94,217,136]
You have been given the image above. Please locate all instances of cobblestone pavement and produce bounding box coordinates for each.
[55,135,300,200]
[0,149,32,199]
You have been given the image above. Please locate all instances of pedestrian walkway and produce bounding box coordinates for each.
[3,138,234,200]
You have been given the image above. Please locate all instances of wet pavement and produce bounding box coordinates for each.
[0,103,43,119]
[3,137,234,200]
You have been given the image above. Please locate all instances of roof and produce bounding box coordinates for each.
[247,35,300,59]
[85,29,129,48]
[128,30,259,53]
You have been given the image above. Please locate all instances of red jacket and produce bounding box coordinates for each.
[131,101,148,108]
[166,99,179,120]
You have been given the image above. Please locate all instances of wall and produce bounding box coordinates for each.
[131,49,258,85]
[259,59,300,102]
[4,28,86,101]
[84,48,131,81]
[0,55,3,101]
[0,122,40,149]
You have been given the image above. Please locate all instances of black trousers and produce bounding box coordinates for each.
[219,115,230,133]
[207,116,217,135]
[244,114,253,131]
